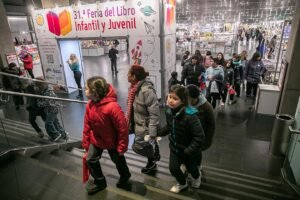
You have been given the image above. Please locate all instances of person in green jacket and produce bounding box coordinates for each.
[67,54,83,98]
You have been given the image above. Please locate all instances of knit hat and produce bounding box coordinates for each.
[187,84,200,99]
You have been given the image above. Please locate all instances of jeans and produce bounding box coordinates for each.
[74,71,82,96]
[45,112,65,139]
[169,151,201,185]
[29,109,46,133]
[86,144,131,184]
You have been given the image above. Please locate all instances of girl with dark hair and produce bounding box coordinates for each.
[126,65,161,175]
[83,76,131,194]
[160,85,204,193]
[245,52,267,97]
[194,50,203,63]
[216,52,226,67]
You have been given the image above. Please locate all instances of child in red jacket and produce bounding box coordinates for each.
[83,76,131,194]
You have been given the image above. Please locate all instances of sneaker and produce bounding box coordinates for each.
[116,173,131,188]
[220,101,225,106]
[228,100,233,105]
[191,173,202,188]
[141,162,157,174]
[86,179,107,195]
[170,182,188,193]
[52,134,62,142]
[37,131,44,139]
[76,94,83,99]
[61,132,69,140]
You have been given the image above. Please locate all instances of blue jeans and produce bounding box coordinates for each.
[45,112,65,139]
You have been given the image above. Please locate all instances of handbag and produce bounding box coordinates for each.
[229,88,236,95]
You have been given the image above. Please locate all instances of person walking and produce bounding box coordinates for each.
[245,52,267,98]
[35,77,68,141]
[24,80,46,138]
[108,44,119,74]
[181,55,205,86]
[82,76,131,194]
[67,54,83,98]
[126,65,161,175]
[160,85,204,193]
[3,62,24,110]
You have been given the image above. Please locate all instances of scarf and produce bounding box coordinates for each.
[126,81,139,128]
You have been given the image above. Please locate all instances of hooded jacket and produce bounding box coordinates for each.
[193,94,215,150]
[161,106,204,156]
[82,84,128,153]
[133,80,160,137]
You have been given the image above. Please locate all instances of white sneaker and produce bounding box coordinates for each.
[191,173,201,188]
[180,164,187,174]
[220,101,225,106]
[170,183,188,193]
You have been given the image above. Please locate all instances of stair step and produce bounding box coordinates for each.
[4,155,144,200]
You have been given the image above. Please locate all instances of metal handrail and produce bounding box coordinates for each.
[0,71,83,91]
[0,89,88,104]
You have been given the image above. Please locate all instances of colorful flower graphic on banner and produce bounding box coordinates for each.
[166,0,175,28]
[46,10,72,36]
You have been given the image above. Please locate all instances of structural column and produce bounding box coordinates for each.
[0,0,16,68]
[278,1,300,114]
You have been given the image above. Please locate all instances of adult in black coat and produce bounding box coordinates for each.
[181,55,205,86]
[108,44,119,74]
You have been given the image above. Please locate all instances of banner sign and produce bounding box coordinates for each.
[32,0,160,38]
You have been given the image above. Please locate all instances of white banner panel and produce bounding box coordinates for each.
[38,38,66,86]
[32,0,160,39]
[129,36,161,69]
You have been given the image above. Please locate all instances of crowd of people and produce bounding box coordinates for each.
[174,49,267,109]
[82,65,217,194]
[1,45,268,195]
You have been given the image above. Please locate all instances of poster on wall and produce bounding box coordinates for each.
[32,0,160,39]
[38,38,66,87]
[129,36,161,69]
[5,53,19,66]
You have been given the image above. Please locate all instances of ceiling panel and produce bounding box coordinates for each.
[176,0,296,24]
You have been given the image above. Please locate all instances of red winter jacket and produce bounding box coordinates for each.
[22,55,33,70]
[82,84,128,154]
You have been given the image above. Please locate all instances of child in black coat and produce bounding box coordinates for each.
[168,71,181,91]
[160,85,204,193]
